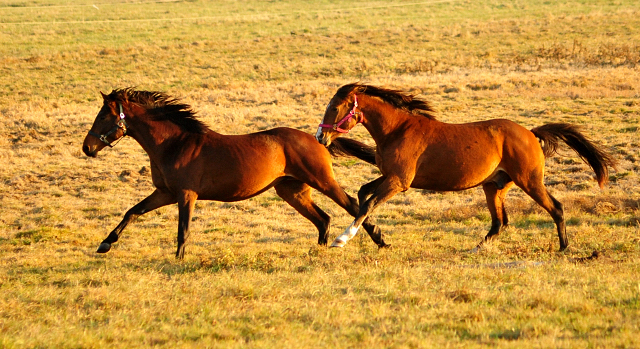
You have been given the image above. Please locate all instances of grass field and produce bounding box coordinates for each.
[1,0,639,347]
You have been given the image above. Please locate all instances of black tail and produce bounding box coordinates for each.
[531,123,617,188]
[327,138,377,165]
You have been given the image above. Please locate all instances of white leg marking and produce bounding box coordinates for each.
[330,222,360,248]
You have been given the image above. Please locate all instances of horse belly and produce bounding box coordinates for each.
[198,175,284,202]
[190,144,287,201]
[411,149,501,191]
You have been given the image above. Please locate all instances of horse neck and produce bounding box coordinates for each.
[124,111,193,159]
[359,95,419,142]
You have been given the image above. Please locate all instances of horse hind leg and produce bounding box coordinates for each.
[518,180,567,251]
[472,181,513,252]
[274,179,331,245]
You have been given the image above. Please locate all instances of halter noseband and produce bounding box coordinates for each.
[88,103,128,147]
[318,95,362,134]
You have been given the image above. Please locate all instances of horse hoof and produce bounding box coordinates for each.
[469,246,482,254]
[96,243,111,253]
[329,240,346,248]
[378,243,391,249]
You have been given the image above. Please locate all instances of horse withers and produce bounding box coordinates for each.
[316,83,617,251]
[83,88,387,259]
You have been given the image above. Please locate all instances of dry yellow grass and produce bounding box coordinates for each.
[1,0,639,348]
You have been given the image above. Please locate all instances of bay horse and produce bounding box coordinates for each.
[315,83,616,251]
[82,88,387,259]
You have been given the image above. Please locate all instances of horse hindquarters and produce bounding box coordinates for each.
[503,143,568,250]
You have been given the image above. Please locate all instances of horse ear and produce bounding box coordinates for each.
[100,91,109,101]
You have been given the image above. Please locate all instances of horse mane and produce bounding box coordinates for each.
[106,88,209,134]
[336,83,437,120]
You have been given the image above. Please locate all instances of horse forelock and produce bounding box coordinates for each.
[335,83,437,120]
[106,88,209,134]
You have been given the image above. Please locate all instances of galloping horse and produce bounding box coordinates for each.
[316,83,616,251]
[82,88,387,259]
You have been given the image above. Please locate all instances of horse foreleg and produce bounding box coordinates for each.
[358,177,385,207]
[175,190,198,259]
[331,176,405,248]
[97,189,176,254]
[344,193,389,248]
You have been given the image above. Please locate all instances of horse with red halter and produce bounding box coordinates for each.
[316,83,616,251]
[82,88,387,259]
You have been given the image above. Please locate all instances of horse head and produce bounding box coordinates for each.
[82,91,129,157]
[316,90,362,146]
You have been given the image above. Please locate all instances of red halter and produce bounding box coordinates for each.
[318,95,361,133]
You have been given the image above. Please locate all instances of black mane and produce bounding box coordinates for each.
[335,83,437,120]
[107,88,209,134]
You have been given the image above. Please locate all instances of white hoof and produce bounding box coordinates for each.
[330,238,346,248]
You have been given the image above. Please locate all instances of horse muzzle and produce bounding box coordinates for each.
[82,134,105,157]
[315,127,332,146]
[82,144,99,157]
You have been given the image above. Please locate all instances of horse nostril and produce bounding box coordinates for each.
[82,144,97,157]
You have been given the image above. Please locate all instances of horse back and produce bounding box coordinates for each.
[409,118,542,190]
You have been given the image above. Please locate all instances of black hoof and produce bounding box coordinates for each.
[378,243,391,249]
[96,242,111,253]
[176,246,186,259]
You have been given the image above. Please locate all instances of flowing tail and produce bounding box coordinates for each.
[531,123,617,188]
[327,138,377,165]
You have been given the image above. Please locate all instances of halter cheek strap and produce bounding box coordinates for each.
[319,95,362,134]
[88,103,128,147]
